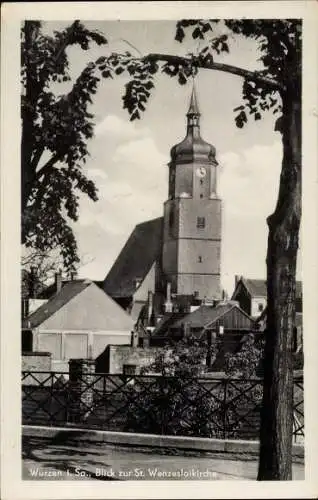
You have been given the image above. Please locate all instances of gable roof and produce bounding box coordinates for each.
[22,279,91,329]
[103,217,163,298]
[23,279,134,331]
[171,303,238,330]
[233,278,302,299]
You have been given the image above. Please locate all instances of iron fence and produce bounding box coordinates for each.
[22,371,304,441]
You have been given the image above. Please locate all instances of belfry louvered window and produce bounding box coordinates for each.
[197,217,205,229]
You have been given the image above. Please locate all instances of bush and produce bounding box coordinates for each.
[124,333,265,438]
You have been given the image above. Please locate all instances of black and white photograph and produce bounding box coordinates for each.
[1,1,318,499]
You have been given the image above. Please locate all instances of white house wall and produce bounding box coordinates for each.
[251,297,267,318]
[35,330,131,372]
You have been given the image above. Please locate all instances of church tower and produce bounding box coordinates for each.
[162,85,222,301]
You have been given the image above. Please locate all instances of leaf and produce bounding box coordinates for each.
[236,118,244,129]
[178,72,187,85]
[254,112,262,120]
[96,56,106,64]
[175,26,185,43]
[130,110,140,121]
[192,27,202,40]
[221,42,229,53]
[101,69,112,78]
[115,66,125,75]
[233,105,245,112]
[237,110,247,123]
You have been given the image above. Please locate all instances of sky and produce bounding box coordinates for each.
[43,20,302,295]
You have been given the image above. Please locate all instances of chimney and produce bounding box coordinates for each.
[131,328,139,348]
[147,291,153,325]
[55,271,62,294]
[70,270,78,281]
[164,282,173,313]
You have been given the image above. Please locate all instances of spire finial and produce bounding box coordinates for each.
[187,80,200,117]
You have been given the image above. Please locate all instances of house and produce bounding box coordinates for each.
[151,300,257,371]
[154,301,255,338]
[22,279,134,372]
[231,276,302,318]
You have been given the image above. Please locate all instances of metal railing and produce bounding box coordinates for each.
[22,371,304,441]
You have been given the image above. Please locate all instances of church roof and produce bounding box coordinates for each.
[103,217,163,298]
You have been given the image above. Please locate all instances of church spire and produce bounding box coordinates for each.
[187,83,200,117]
[169,82,216,163]
[186,82,200,130]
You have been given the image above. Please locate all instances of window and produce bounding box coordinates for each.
[198,256,202,263]
[123,364,137,376]
[197,217,205,229]
[258,303,264,312]
[200,194,203,198]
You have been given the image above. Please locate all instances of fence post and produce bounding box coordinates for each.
[223,378,227,440]
[68,358,95,424]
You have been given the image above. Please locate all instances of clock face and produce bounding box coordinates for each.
[196,167,207,178]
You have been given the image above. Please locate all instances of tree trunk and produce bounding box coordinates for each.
[258,91,301,480]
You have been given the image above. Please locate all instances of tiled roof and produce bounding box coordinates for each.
[103,217,163,298]
[171,303,236,330]
[152,312,189,337]
[236,278,302,299]
[22,279,91,329]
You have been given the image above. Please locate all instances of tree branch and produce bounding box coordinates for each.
[35,153,63,180]
[31,145,45,171]
[144,53,284,92]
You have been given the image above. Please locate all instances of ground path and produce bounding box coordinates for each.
[22,435,304,481]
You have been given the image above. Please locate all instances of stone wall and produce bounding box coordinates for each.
[97,345,165,374]
[22,352,52,372]
[22,352,52,385]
